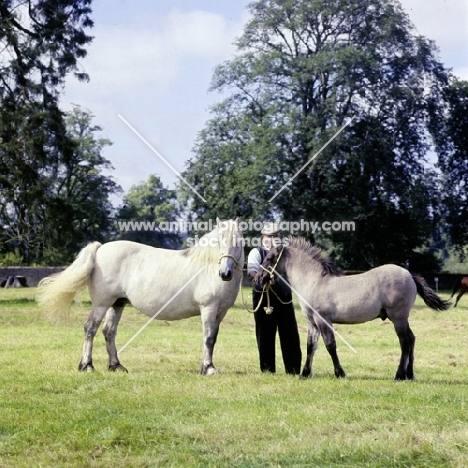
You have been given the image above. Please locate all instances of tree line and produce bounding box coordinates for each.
[1,0,467,271]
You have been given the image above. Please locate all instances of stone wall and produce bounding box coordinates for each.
[0,267,65,287]
[0,266,464,292]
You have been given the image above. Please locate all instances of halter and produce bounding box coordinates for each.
[259,245,286,284]
[240,245,290,315]
[217,225,243,270]
[218,253,242,270]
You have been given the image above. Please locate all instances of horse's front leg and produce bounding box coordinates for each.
[301,322,320,379]
[102,306,128,372]
[78,306,109,372]
[318,318,347,378]
[200,305,226,375]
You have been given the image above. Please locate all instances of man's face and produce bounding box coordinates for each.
[262,234,281,249]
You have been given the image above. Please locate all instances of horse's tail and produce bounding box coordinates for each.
[37,242,102,316]
[450,276,463,298]
[412,275,451,311]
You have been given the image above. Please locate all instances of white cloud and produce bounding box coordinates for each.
[68,9,242,101]
[62,7,247,195]
[399,0,468,73]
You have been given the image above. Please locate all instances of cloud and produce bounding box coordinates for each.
[62,7,247,195]
[399,0,467,72]
[69,9,242,100]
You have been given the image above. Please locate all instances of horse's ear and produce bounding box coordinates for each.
[235,216,242,226]
[216,217,221,227]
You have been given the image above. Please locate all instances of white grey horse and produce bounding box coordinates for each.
[37,218,244,375]
[254,237,451,380]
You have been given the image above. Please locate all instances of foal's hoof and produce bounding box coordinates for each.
[335,368,347,378]
[78,362,95,372]
[108,363,128,373]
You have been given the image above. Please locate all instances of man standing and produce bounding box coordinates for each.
[247,222,302,374]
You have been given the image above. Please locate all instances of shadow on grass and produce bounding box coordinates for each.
[0,297,36,306]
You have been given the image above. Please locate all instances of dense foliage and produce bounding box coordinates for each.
[114,174,181,249]
[0,0,120,264]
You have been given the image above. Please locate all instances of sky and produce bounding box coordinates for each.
[62,0,468,205]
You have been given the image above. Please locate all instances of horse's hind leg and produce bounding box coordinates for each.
[318,319,346,378]
[301,322,320,379]
[454,290,465,308]
[78,305,109,372]
[102,305,128,372]
[393,320,416,380]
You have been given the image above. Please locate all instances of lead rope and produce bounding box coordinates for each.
[240,280,274,314]
[269,286,293,305]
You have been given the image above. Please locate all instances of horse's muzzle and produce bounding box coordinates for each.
[220,270,233,281]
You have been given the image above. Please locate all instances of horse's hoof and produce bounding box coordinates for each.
[300,373,312,380]
[200,364,218,375]
[108,363,128,373]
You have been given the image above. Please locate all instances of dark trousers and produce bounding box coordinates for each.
[253,290,302,374]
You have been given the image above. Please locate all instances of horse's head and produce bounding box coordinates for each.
[217,217,244,281]
[254,244,286,290]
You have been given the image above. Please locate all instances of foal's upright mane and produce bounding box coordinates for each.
[285,237,342,277]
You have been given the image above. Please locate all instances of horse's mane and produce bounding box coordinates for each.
[182,243,220,265]
[181,222,240,265]
[285,237,342,277]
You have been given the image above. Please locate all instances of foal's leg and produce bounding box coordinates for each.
[393,320,416,380]
[200,305,225,375]
[102,305,127,372]
[301,322,320,379]
[318,319,346,378]
[406,325,416,380]
[78,305,109,372]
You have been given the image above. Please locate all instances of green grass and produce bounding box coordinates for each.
[0,287,468,467]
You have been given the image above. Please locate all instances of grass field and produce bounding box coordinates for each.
[1,286,468,467]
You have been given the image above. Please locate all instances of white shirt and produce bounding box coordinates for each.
[247,247,267,276]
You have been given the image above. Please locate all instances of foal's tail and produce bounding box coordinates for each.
[412,275,451,311]
[450,276,462,298]
[37,242,102,316]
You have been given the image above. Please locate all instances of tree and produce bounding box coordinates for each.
[41,106,120,262]
[0,0,95,263]
[115,175,182,249]
[0,106,120,264]
[434,80,468,256]
[181,0,450,268]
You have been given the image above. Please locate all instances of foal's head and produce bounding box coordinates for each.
[254,245,286,289]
